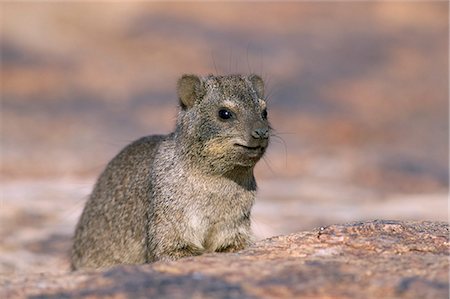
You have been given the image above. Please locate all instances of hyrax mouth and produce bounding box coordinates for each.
[234,143,264,151]
[234,144,263,151]
[234,144,266,159]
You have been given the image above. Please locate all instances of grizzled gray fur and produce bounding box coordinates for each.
[71,74,270,270]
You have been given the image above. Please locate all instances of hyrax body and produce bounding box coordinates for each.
[71,74,270,270]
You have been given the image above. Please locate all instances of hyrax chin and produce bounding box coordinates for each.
[71,74,270,270]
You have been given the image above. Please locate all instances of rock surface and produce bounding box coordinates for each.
[1,220,448,299]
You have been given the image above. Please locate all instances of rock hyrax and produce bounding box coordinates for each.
[71,74,270,270]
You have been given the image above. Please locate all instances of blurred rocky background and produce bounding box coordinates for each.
[1,2,448,276]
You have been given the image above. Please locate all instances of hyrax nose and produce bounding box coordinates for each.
[251,127,269,140]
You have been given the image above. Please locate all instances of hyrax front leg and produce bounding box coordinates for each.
[218,233,254,253]
[150,241,204,262]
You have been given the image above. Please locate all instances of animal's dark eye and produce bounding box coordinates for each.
[262,109,268,119]
[218,109,233,120]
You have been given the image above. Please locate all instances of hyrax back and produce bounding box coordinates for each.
[71,74,270,270]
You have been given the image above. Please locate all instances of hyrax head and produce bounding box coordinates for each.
[176,74,270,172]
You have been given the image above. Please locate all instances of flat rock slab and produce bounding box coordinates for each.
[2,220,448,299]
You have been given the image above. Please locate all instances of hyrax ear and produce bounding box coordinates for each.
[248,74,265,98]
[177,75,203,110]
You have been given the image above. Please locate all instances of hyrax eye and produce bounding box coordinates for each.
[262,109,268,120]
[218,109,233,120]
